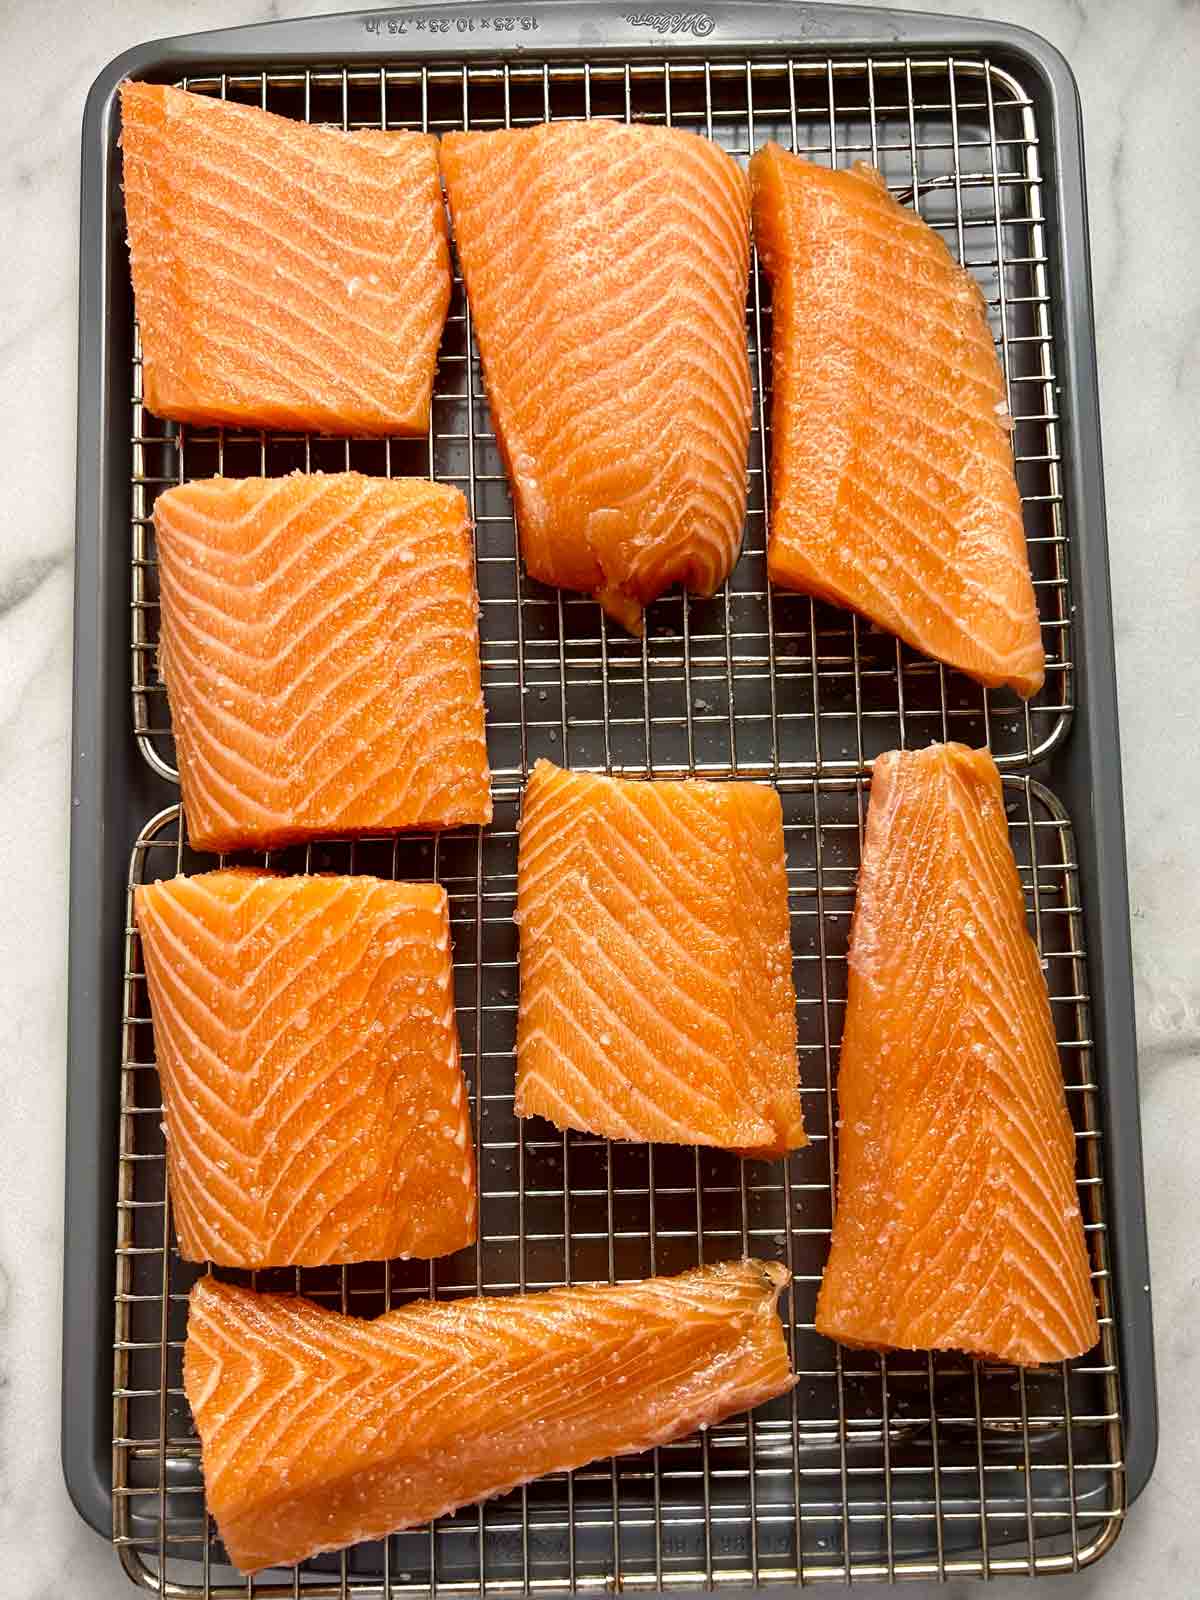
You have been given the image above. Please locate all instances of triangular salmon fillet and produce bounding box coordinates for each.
[515,760,804,1155]
[440,121,753,632]
[815,744,1098,1365]
[135,870,476,1266]
[120,82,450,434]
[750,144,1044,697]
[153,472,491,852]
[185,1262,796,1573]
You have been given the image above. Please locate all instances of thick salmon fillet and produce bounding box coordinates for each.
[515,761,804,1155]
[185,1260,794,1572]
[440,121,753,632]
[134,870,476,1267]
[750,144,1044,697]
[815,744,1098,1365]
[153,472,491,852]
[119,81,450,435]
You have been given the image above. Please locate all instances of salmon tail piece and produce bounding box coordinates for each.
[119,81,450,435]
[185,1261,796,1574]
[440,121,754,632]
[750,143,1045,698]
[815,743,1099,1366]
[514,760,805,1155]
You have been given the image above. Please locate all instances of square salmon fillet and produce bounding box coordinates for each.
[134,870,477,1267]
[515,761,804,1156]
[119,82,450,436]
[153,472,491,853]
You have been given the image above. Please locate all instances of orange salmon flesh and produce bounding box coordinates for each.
[441,119,753,632]
[515,760,804,1156]
[751,144,1044,697]
[135,870,477,1268]
[815,744,1098,1365]
[185,1262,795,1573]
[153,472,491,853]
[120,82,450,435]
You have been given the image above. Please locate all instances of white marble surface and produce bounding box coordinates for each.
[0,0,1194,1595]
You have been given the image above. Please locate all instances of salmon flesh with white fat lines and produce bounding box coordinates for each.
[815,744,1098,1365]
[135,869,477,1268]
[152,472,491,853]
[120,81,450,435]
[441,120,753,632]
[751,144,1044,697]
[185,1261,796,1572]
[515,760,804,1155]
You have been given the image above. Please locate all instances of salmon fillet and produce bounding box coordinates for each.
[153,472,491,852]
[750,144,1044,697]
[440,121,753,632]
[185,1260,794,1572]
[815,744,1098,1365]
[135,870,476,1267]
[119,81,450,435]
[515,760,804,1155]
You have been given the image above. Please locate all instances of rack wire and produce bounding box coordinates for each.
[113,776,1122,1593]
[114,46,1109,1595]
[130,51,1073,793]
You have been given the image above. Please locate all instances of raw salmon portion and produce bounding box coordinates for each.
[750,144,1044,697]
[815,744,1098,1365]
[135,869,476,1266]
[515,761,804,1155]
[440,121,753,632]
[185,1260,794,1572]
[153,472,491,853]
[119,81,450,435]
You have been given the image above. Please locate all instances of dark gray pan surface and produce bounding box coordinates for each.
[67,3,1154,1589]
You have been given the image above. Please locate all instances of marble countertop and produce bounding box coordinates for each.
[1,0,1194,1595]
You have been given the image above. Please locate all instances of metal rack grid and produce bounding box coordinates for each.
[113,775,1122,1593]
[129,51,1073,792]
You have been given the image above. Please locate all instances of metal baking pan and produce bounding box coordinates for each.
[66,1,1155,1589]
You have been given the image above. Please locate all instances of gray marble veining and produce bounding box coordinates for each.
[0,1,1195,1595]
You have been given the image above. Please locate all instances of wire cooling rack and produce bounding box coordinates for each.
[113,775,1121,1592]
[111,45,1114,1596]
[129,51,1072,793]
